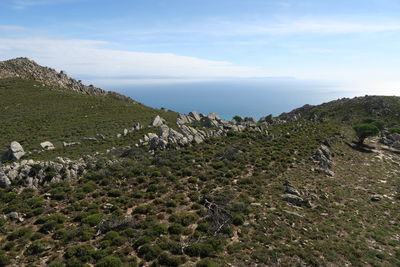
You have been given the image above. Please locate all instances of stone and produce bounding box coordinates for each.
[177,113,192,124]
[40,141,55,150]
[284,180,301,196]
[371,195,382,202]
[96,134,106,140]
[150,115,165,127]
[8,212,25,222]
[81,137,97,141]
[63,141,81,147]
[281,194,305,206]
[207,112,221,121]
[189,111,202,121]
[123,129,128,136]
[4,141,25,160]
[0,173,11,187]
[159,125,170,140]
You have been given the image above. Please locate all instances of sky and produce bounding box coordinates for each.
[1,0,400,96]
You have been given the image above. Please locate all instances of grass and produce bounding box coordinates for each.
[0,78,177,160]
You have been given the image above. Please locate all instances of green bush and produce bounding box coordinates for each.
[82,214,102,226]
[158,252,181,266]
[96,256,123,267]
[0,250,9,267]
[168,224,184,235]
[137,244,162,261]
[353,123,380,144]
[26,240,48,255]
[196,258,220,267]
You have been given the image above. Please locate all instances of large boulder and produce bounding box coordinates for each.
[3,141,25,160]
[177,113,193,125]
[189,111,202,121]
[150,115,165,127]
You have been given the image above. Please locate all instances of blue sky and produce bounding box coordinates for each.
[1,0,400,95]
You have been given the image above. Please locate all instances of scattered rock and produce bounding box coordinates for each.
[284,210,305,218]
[40,141,55,151]
[284,180,301,196]
[371,195,382,202]
[96,134,106,140]
[63,141,81,147]
[281,194,305,206]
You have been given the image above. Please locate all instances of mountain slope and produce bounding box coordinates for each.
[0,78,177,159]
[0,58,134,103]
[0,61,400,266]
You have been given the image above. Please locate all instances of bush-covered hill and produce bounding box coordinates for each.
[0,78,177,160]
[0,72,400,266]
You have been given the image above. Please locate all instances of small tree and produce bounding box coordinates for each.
[353,123,380,144]
[232,116,243,123]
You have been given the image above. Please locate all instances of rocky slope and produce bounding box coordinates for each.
[0,58,135,103]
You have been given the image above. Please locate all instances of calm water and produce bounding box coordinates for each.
[105,79,356,121]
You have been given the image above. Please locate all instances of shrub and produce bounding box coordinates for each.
[0,250,9,267]
[232,214,245,226]
[168,224,184,235]
[137,244,162,261]
[82,214,102,227]
[196,258,220,267]
[353,123,380,144]
[26,240,48,255]
[103,231,125,246]
[108,189,122,197]
[158,252,181,266]
[184,243,214,258]
[96,256,123,267]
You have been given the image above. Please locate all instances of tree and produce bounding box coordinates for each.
[232,116,243,123]
[353,123,380,144]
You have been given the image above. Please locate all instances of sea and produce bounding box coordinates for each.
[104,79,357,121]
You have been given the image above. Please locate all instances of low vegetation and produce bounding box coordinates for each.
[0,77,400,266]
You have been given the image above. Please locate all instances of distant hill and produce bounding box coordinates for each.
[0,57,134,103]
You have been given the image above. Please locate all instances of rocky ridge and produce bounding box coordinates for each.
[0,57,135,103]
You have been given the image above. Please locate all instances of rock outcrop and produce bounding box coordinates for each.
[0,57,135,103]
[312,145,335,177]
[380,130,400,149]
[0,157,90,188]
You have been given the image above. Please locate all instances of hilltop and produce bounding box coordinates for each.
[0,58,134,103]
[0,59,400,266]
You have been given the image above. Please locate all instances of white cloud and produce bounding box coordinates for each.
[228,20,400,35]
[0,37,270,85]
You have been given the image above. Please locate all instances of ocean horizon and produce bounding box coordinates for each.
[105,79,357,121]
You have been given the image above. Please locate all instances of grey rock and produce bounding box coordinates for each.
[63,141,81,147]
[371,195,382,202]
[40,141,55,150]
[8,212,25,222]
[4,141,25,160]
[189,111,202,121]
[81,137,97,141]
[159,125,170,140]
[150,115,165,127]
[281,194,305,206]
[96,134,106,140]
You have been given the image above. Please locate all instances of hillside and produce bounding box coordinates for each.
[0,58,134,103]
[0,61,400,266]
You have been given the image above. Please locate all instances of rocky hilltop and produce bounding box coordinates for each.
[0,57,135,103]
